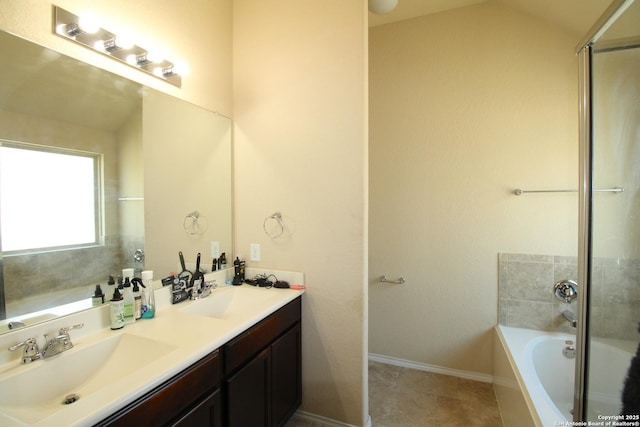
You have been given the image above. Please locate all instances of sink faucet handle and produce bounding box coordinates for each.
[58,323,84,335]
[8,337,42,364]
[57,323,84,350]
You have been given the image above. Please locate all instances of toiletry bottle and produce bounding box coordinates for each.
[92,284,105,306]
[107,275,116,294]
[122,277,135,325]
[220,252,227,269]
[233,257,245,285]
[110,288,125,330]
[132,279,142,320]
[141,270,155,319]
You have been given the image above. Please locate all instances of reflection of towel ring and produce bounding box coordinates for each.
[263,212,284,238]
[184,211,201,235]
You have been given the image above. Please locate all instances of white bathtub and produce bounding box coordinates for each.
[495,325,635,427]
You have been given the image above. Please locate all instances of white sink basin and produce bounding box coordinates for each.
[179,285,283,319]
[0,333,176,424]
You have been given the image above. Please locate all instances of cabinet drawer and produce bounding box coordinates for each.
[96,350,220,427]
[224,297,301,375]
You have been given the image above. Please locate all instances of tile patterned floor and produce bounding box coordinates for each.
[287,361,503,427]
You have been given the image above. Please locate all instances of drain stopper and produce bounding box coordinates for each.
[62,393,79,405]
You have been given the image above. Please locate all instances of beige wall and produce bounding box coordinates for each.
[233,0,368,425]
[369,1,579,375]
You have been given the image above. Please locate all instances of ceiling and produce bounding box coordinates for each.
[369,0,613,38]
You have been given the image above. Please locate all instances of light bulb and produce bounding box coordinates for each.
[172,61,189,76]
[78,16,100,34]
[145,50,163,63]
[115,35,134,50]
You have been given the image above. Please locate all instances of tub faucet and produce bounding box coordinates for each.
[562,310,577,328]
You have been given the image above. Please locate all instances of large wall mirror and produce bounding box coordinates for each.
[0,30,232,334]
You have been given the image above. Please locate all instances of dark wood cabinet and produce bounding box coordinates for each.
[271,323,301,427]
[97,296,301,427]
[224,298,302,427]
[225,346,271,426]
[95,350,221,427]
[171,389,222,427]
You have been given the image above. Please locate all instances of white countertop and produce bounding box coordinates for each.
[0,268,304,427]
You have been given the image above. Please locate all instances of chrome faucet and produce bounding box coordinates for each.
[200,280,215,298]
[8,337,42,364]
[7,321,26,330]
[8,323,84,364]
[191,280,215,300]
[42,323,84,359]
[562,310,577,328]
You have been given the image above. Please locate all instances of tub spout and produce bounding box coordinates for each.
[562,310,577,328]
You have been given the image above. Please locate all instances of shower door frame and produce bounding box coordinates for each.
[575,0,638,421]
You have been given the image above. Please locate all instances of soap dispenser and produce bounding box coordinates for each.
[131,279,142,320]
[122,277,135,325]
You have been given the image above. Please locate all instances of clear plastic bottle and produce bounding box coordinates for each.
[141,270,155,319]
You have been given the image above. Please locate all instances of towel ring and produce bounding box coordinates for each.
[263,212,284,238]
[183,211,201,236]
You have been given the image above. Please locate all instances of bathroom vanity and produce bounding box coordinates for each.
[0,275,303,427]
[97,297,301,427]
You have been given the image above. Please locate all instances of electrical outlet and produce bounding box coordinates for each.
[250,243,261,262]
[211,241,220,259]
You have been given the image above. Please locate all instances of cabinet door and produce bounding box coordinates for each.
[96,351,220,427]
[171,389,222,427]
[225,346,271,427]
[271,323,302,427]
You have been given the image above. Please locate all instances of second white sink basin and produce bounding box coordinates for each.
[179,285,283,320]
[0,333,176,424]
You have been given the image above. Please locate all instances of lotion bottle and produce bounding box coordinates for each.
[110,288,125,330]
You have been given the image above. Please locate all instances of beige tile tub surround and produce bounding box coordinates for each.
[498,252,640,340]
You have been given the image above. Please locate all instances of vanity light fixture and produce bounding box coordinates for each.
[53,5,182,87]
[368,0,398,14]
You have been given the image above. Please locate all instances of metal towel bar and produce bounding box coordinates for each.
[514,187,624,196]
[379,275,405,284]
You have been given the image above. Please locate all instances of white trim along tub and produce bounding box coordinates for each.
[493,325,635,427]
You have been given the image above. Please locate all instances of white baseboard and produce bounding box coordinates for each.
[368,353,494,383]
[292,410,371,427]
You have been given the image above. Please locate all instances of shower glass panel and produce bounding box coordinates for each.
[585,0,640,420]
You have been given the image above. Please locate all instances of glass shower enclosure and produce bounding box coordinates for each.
[576,0,640,421]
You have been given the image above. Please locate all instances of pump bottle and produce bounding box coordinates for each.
[110,288,125,330]
[122,277,135,325]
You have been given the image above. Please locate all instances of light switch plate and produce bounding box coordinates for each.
[250,243,261,262]
[211,242,220,259]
